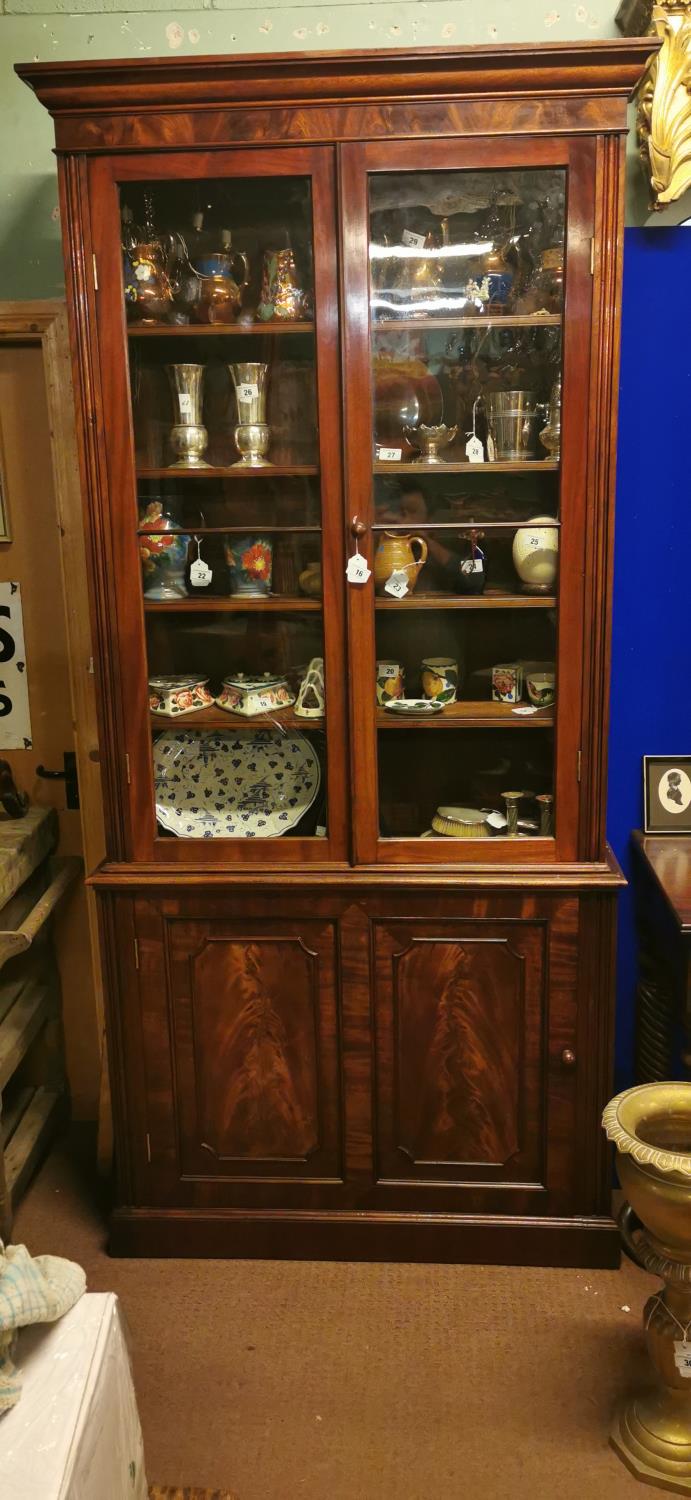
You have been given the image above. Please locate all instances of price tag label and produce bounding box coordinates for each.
[384,569,409,599]
[485,812,507,830]
[238,382,259,401]
[675,1342,691,1377]
[512,705,539,716]
[465,436,484,464]
[346,553,371,584]
[189,558,212,587]
[461,558,484,576]
[402,229,426,250]
[178,393,193,416]
[377,447,402,463]
[486,433,496,463]
[379,664,399,679]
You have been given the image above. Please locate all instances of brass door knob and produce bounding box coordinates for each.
[561,1048,577,1069]
[351,516,367,539]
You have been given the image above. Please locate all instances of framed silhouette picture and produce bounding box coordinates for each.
[644,756,691,834]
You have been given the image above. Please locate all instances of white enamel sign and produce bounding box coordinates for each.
[0,583,32,749]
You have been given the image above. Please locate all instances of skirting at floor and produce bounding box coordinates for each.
[15,1133,653,1500]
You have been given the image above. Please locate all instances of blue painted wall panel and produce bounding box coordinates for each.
[609,226,691,1087]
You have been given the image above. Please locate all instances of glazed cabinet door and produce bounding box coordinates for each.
[88,147,347,864]
[341,135,597,865]
[368,893,583,1217]
[123,894,351,1209]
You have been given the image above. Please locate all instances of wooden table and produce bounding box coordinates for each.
[632,831,691,1081]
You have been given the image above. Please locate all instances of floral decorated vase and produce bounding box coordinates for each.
[224,534,273,598]
[139,500,191,600]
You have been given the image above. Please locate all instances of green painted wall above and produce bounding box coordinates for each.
[0,1,679,299]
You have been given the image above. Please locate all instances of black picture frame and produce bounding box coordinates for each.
[644,755,691,834]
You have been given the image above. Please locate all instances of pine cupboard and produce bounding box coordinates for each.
[18,41,653,1264]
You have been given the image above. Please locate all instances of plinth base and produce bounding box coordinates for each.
[612,1393,691,1493]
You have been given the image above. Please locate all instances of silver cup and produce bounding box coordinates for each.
[166,363,209,468]
[228,362,272,467]
[406,423,458,464]
[486,390,542,462]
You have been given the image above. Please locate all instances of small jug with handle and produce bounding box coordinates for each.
[374,531,428,595]
[185,231,250,325]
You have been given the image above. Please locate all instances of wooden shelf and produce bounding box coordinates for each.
[373,314,562,331]
[372,520,560,533]
[375,592,556,610]
[138,465,319,480]
[377,701,554,729]
[5,1085,64,1200]
[138,525,321,536]
[374,460,559,475]
[151,707,323,732]
[128,321,314,337]
[144,596,321,613]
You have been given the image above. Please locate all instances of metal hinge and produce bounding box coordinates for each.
[590,238,595,276]
[146,1132,151,1164]
[125,753,131,786]
[92,253,99,292]
[133,937,139,970]
[577,749,583,783]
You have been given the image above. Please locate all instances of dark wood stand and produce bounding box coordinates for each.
[17,41,655,1265]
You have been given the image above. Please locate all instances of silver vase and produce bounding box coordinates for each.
[228,362,272,467]
[166,364,209,468]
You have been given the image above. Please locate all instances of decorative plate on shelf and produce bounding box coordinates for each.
[153,727,320,839]
[383,698,444,716]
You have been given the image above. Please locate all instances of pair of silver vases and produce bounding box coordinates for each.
[165,362,272,469]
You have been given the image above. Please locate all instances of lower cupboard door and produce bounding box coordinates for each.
[370,905,580,1217]
[134,904,345,1208]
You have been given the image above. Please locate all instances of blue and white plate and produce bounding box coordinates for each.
[153,727,321,839]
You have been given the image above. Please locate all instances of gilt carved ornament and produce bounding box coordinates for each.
[634,2,691,207]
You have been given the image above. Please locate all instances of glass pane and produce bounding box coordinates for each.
[369,168,564,842]
[120,175,327,842]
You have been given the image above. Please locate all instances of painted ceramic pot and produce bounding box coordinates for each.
[492,663,523,704]
[224,534,273,597]
[526,671,556,707]
[149,676,214,716]
[139,500,190,600]
[376,661,405,706]
[216,674,295,717]
[421,657,458,705]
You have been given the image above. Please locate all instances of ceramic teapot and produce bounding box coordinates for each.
[374,531,428,595]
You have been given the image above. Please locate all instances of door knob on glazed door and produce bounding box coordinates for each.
[561,1048,577,1069]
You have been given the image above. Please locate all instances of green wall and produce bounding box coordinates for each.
[0,1,680,297]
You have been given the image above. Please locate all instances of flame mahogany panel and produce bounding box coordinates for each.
[374,922,544,1181]
[136,906,343,1193]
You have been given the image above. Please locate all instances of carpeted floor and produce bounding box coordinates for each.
[14,1133,655,1500]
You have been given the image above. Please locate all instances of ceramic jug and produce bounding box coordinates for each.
[187,234,250,325]
[124,193,177,324]
[257,248,308,321]
[374,531,428,595]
